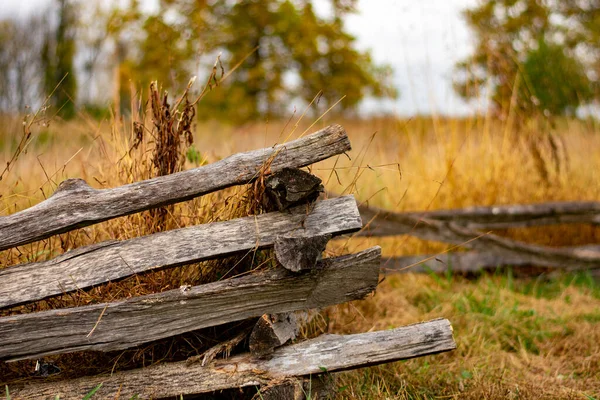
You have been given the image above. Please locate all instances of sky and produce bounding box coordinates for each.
[0,0,481,116]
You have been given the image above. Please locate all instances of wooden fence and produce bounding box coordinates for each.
[0,125,456,399]
[357,201,600,275]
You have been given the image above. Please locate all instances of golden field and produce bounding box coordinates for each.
[1,111,600,399]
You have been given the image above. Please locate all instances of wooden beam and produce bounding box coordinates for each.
[0,125,350,251]
[359,203,600,271]
[381,252,530,274]
[0,195,362,309]
[9,318,455,399]
[359,201,600,233]
[382,245,600,275]
[0,247,381,361]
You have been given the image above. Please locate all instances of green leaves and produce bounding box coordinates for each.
[455,0,598,117]
[155,0,396,122]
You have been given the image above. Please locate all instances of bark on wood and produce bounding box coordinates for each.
[274,234,331,272]
[382,246,600,275]
[0,195,362,309]
[359,201,600,232]
[249,313,299,357]
[0,247,381,361]
[0,125,350,251]
[359,203,600,271]
[10,318,455,400]
[264,168,324,211]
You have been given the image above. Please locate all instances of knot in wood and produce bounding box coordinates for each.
[54,178,93,195]
[274,234,331,272]
[264,168,323,211]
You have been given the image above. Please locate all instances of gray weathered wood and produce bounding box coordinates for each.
[359,203,600,271]
[382,252,530,274]
[0,125,350,251]
[274,234,331,272]
[0,195,362,309]
[9,318,455,399]
[0,247,381,361]
[249,313,299,357]
[359,201,600,233]
[382,245,600,275]
[264,167,324,211]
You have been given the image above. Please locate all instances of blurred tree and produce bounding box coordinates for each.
[131,15,195,96]
[559,0,600,80]
[134,0,397,121]
[0,18,46,112]
[522,39,593,116]
[455,0,597,117]
[77,0,143,116]
[42,0,79,119]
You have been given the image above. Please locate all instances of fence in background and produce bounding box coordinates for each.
[358,201,600,275]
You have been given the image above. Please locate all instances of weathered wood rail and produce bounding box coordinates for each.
[367,201,600,231]
[0,124,350,251]
[358,202,600,273]
[382,246,600,275]
[0,247,381,361]
[10,319,456,399]
[0,195,361,309]
[0,125,456,398]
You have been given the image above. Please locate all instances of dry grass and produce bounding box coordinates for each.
[1,109,599,398]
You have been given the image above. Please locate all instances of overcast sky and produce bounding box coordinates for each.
[0,0,480,116]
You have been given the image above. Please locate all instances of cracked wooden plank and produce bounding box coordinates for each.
[0,125,350,251]
[0,247,381,361]
[9,318,455,399]
[0,195,362,309]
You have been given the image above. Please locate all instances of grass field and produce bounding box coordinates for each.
[1,110,600,399]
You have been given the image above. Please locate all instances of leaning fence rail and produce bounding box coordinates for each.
[0,124,350,251]
[10,319,456,399]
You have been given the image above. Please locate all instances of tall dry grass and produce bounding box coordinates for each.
[1,107,599,397]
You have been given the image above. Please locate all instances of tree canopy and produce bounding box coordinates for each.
[0,0,397,122]
[455,0,598,117]
[131,0,397,121]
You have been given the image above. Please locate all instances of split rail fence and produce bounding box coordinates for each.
[0,125,456,399]
[358,200,600,275]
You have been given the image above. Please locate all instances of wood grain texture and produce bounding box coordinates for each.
[0,125,350,251]
[10,318,455,399]
[274,234,330,272]
[359,203,600,271]
[0,195,362,309]
[249,313,299,357]
[359,201,600,232]
[382,245,600,275]
[0,247,381,361]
